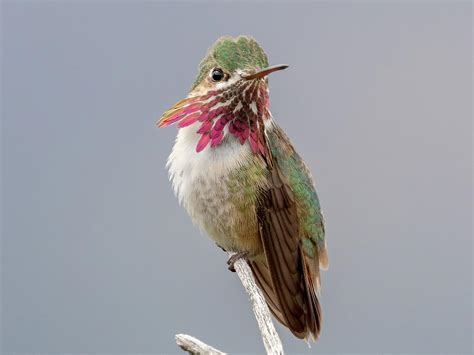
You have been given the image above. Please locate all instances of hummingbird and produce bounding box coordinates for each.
[157,36,328,341]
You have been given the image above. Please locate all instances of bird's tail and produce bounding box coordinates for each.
[249,248,322,341]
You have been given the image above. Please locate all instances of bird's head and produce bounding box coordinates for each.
[157,35,288,153]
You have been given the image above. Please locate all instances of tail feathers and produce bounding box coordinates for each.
[249,250,322,341]
[300,248,322,340]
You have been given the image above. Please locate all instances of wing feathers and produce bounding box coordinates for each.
[258,165,307,336]
[301,247,322,339]
[249,260,287,325]
[255,160,323,340]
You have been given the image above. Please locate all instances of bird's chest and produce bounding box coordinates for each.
[166,125,268,253]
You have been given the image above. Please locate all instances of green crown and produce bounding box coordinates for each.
[192,36,269,89]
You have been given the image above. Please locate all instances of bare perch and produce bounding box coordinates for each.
[232,256,284,354]
[175,254,284,354]
[175,334,225,355]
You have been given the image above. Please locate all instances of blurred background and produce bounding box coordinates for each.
[1,1,472,354]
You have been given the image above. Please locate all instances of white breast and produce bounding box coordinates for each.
[166,124,253,242]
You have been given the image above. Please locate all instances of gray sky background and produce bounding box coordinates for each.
[1,1,472,354]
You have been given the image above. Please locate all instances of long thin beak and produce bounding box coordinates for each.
[242,64,289,80]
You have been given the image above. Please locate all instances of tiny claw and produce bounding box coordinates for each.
[227,251,249,272]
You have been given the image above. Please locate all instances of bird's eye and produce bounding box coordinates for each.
[211,68,224,82]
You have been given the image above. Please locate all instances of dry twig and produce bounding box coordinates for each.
[175,254,284,354]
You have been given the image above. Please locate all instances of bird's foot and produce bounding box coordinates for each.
[227,251,249,272]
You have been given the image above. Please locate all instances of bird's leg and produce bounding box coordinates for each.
[227,251,249,272]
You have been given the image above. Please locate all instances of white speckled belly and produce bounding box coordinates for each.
[166,123,265,253]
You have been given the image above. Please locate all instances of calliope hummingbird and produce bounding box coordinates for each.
[157,36,328,341]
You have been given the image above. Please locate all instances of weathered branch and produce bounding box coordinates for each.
[175,334,225,355]
[175,254,284,354]
[231,255,284,354]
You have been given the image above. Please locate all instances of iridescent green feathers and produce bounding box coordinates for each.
[250,124,326,339]
[192,36,269,89]
[267,127,328,270]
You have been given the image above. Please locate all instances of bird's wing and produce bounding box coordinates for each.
[265,122,328,271]
[250,122,326,340]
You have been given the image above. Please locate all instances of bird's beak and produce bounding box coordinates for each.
[242,64,289,80]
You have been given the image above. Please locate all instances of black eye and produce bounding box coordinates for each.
[211,68,224,82]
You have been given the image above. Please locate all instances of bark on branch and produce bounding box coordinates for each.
[175,334,225,355]
[175,254,284,354]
